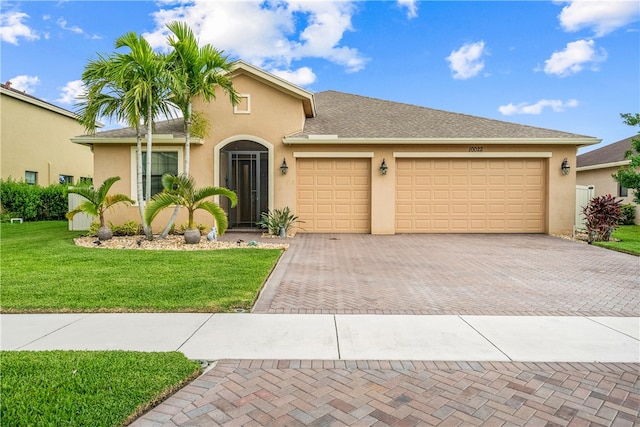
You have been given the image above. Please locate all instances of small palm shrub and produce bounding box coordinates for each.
[259,207,302,236]
[583,195,623,242]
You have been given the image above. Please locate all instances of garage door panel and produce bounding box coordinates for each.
[396,158,544,233]
[297,159,370,233]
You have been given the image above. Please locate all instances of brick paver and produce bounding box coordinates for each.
[251,234,639,316]
[132,360,640,427]
[147,232,640,427]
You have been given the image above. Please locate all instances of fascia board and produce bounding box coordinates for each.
[283,137,602,146]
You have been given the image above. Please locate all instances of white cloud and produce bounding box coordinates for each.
[542,39,606,77]
[57,18,84,34]
[557,0,639,37]
[0,11,40,45]
[142,0,368,85]
[397,0,418,19]
[6,75,40,93]
[498,99,579,115]
[269,66,316,86]
[57,80,85,105]
[445,41,487,80]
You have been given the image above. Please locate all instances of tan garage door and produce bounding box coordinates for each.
[297,158,370,233]
[396,158,545,233]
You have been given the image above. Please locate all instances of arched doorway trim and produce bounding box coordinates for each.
[214,135,274,220]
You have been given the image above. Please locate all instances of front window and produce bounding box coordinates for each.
[619,183,629,198]
[59,175,74,185]
[79,177,93,185]
[25,171,37,185]
[142,151,179,198]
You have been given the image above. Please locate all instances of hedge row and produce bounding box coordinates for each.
[0,179,69,221]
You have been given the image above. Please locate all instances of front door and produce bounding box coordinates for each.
[226,151,268,228]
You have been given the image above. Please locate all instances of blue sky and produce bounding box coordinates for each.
[1,1,638,152]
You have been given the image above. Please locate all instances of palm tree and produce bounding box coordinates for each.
[145,174,237,244]
[66,176,134,241]
[77,53,151,239]
[77,32,174,240]
[158,21,239,238]
[113,32,174,218]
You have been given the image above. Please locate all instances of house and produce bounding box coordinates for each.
[0,82,93,186]
[72,61,599,235]
[577,136,638,224]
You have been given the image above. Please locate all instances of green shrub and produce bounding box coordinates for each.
[620,204,636,225]
[38,184,68,220]
[86,221,143,237]
[0,179,41,221]
[259,207,302,236]
[0,179,68,221]
[177,223,207,235]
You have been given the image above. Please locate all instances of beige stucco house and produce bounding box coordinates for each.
[1,82,93,186]
[72,61,600,235]
[577,136,638,224]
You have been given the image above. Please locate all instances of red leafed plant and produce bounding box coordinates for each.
[582,194,623,243]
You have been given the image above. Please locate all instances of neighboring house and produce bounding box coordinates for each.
[577,136,639,224]
[72,61,599,235]
[1,81,93,186]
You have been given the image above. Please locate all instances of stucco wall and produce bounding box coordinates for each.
[1,93,93,185]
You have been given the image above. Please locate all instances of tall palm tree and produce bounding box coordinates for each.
[158,21,239,238]
[77,32,174,240]
[145,174,237,244]
[67,176,134,241]
[77,53,151,238]
[113,32,174,211]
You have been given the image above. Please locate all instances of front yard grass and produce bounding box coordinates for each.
[0,221,282,312]
[593,225,640,256]
[0,350,201,427]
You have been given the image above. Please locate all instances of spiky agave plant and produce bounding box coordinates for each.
[66,176,134,240]
[145,174,237,243]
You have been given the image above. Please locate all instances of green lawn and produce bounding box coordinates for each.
[593,225,640,256]
[0,351,201,427]
[1,221,282,312]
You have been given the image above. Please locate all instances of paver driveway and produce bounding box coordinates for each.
[253,234,639,316]
[132,233,639,427]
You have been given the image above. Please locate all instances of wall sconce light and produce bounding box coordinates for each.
[280,158,288,175]
[561,158,570,175]
[380,158,388,175]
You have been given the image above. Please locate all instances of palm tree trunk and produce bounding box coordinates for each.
[158,101,192,239]
[136,127,152,240]
[145,104,154,240]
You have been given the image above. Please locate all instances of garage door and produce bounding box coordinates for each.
[396,158,545,233]
[297,158,370,232]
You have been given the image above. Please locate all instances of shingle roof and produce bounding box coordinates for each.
[83,90,595,141]
[577,136,634,168]
[295,90,592,139]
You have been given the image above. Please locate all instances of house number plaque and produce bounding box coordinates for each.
[468,146,484,152]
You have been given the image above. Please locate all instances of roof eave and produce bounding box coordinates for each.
[71,134,203,146]
[282,137,602,145]
[576,160,631,171]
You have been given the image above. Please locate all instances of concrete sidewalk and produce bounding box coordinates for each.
[2,313,638,362]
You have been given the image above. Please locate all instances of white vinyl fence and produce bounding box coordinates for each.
[575,185,595,231]
[68,192,93,231]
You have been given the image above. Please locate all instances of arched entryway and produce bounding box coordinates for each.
[220,140,269,229]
